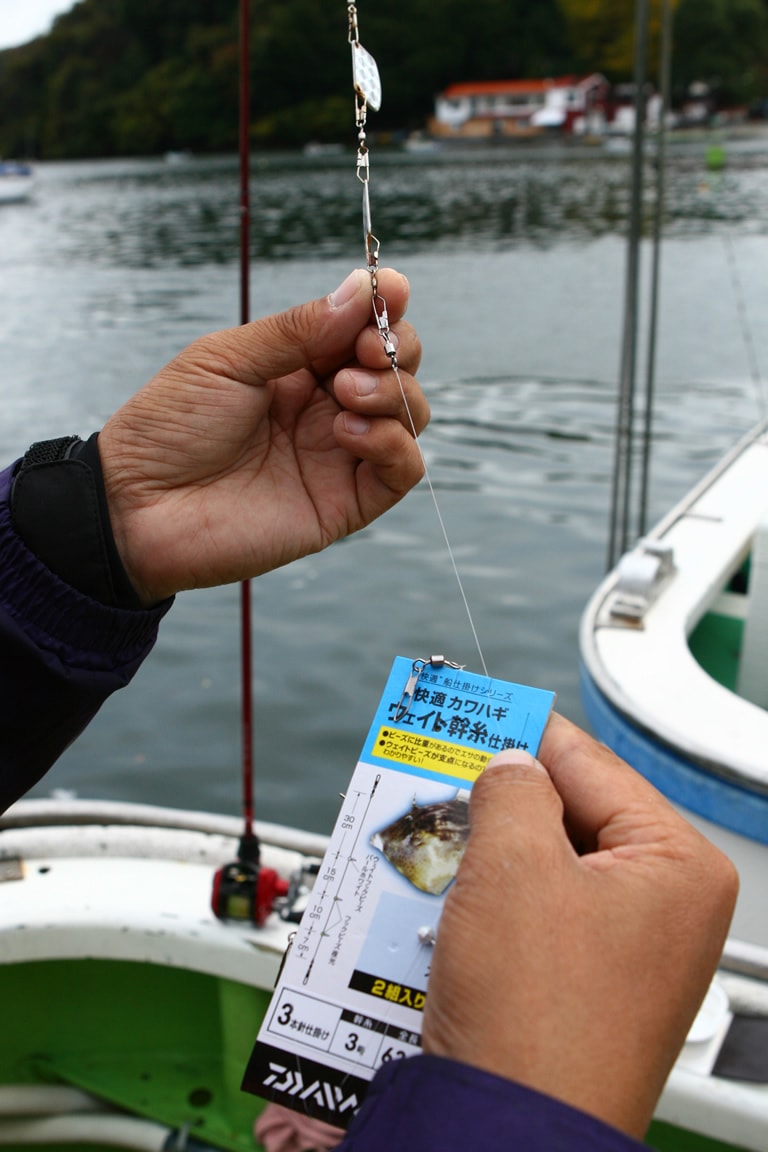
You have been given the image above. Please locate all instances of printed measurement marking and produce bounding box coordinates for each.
[300,774,380,983]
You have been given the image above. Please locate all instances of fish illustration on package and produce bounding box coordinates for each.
[370,794,470,896]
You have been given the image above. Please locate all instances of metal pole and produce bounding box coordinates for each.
[639,0,673,538]
[607,0,650,570]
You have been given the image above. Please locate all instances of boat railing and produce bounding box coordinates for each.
[0,797,329,857]
[721,936,768,983]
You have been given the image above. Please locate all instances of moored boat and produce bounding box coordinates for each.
[580,421,768,951]
[0,798,325,1151]
[1,797,766,1151]
[0,161,35,204]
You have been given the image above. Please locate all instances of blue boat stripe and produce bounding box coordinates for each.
[579,664,768,846]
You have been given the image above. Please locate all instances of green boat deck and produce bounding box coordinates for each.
[2,958,271,1151]
[0,957,754,1152]
[688,561,749,692]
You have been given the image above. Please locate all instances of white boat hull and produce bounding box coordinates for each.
[0,173,34,203]
[580,423,768,950]
[1,798,767,1151]
[0,799,326,1150]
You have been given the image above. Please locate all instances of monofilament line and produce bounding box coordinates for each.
[390,356,490,679]
[349,1,488,676]
[723,234,767,423]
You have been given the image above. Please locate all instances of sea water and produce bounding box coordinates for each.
[3,142,768,831]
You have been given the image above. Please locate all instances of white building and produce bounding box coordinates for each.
[431,75,610,138]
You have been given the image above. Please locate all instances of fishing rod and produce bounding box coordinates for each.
[212,0,288,925]
[238,0,255,854]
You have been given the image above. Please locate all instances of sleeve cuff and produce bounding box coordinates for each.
[338,1055,647,1152]
[10,433,150,610]
[1,461,171,679]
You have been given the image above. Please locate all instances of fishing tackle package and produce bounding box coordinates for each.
[242,655,554,1126]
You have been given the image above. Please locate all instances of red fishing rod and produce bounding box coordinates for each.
[238,0,255,850]
[212,0,288,925]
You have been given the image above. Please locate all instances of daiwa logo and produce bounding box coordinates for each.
[263,1062,359,1114]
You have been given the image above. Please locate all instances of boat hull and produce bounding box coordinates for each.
[0,164,34,203]
[579,422,768,950]
[580,663,768,948]
[0,801,325,1150]
[1,800,766,1151]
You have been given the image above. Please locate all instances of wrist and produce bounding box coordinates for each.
[10,433,155,610]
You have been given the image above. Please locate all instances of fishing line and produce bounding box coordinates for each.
[348,4,489,679]
[723,233,768,424]
[394,377,490,680]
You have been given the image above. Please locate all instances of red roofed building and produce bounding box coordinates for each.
[431,75,610,138]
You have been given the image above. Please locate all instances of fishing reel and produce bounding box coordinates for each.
[211,834,289,927]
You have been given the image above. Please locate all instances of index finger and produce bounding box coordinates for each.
[539,711,681,852]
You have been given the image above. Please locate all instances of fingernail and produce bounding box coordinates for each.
[343,412,370,435]
[485,750,539,772]
[349,371,378,396]
[329,269,364,309]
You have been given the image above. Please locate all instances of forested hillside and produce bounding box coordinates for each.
[1,0,767,159]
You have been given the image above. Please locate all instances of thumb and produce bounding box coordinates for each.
[213,267,407,386]
[465,751,568,868]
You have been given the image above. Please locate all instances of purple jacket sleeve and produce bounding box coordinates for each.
[338,1055,647,1152]
[0,462,171,812]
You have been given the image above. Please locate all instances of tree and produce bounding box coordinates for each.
[2,0,767,158]
[673,0,768,105]
[556,0,680,78]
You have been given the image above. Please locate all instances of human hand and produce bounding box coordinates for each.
[97,268,428,604]
[422,711,738,1139]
